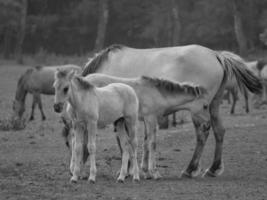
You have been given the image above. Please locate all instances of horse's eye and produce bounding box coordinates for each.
[63,87,69,94]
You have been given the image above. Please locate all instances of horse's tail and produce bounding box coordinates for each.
[215,51,262,95]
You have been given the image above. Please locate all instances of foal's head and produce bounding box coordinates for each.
[12,100,25,120]
[53,69,75,113]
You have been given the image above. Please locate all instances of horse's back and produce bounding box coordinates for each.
[28,64,81,94]
[101,45,223,101]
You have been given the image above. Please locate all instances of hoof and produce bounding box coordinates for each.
[202,166,224,178]
[70,177,78,183]
[117,178,124,183]
[42,116,46,121]
[29,116,34,121]
[133,178,140,183]
[88,179,96,184]
[181,166,201,178]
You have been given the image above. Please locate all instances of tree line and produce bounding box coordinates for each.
[1,0,267,62]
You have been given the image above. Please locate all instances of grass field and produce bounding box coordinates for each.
[0,63,267,200]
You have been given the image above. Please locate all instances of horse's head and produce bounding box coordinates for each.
[12,99,25,120]
[53,69,75,113]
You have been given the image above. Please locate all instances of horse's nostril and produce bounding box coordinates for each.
[54,104,62,113]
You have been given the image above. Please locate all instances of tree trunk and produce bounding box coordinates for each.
[3,25,12,59]
[15,0,28,64]
[233,0,248,56]
[171,0,181,46]
[94,0,109,51]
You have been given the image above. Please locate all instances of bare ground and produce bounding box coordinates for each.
[0,64,266,200]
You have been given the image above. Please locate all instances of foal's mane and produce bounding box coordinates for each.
[256,59,267,71]
[82,44,124,76]
[141,76,206,97]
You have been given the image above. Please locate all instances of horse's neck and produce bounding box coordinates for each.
[15,83,27,104]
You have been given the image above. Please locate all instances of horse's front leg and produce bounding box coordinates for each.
[181,108,210,178]
[143,116,161,180]
[70,121,86,183]
[124,118,140,182]
[87,120,97,183]
[36,93,46,120]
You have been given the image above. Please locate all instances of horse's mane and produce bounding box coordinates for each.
[35,65,43,70]
[141,76,206,97]
[74,76,94,90]
[82,44,125,76]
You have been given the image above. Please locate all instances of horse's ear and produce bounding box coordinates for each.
[67,70,75,80]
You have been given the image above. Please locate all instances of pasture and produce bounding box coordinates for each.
[0,63,267,200]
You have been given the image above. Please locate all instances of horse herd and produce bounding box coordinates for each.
[11,44,265,183]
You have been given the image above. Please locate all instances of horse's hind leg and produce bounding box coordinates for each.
[230,89,238,114]
[181,108,210,178]
[36,94,46,120]
[203,96,225,177]
[29,94,38,121]
[244,89,249,113]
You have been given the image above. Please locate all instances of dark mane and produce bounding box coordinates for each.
[74,76,94,90]
[81,44,125,76]
[141,76,206,97]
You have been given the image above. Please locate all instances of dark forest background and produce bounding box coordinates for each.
[1,0,267,63]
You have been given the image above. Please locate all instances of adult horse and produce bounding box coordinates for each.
[12,64,81,121]
[81,44,262,178]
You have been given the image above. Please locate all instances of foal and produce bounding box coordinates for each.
[53,69,140,183]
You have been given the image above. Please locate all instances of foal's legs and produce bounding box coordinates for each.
[203,96,225,177]
[86,120,97,183]
[181,108,211,178]
[244,89,249,113]
[70,121,86,183]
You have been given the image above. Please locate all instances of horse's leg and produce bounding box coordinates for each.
[36,94,46,120]
[141,119,149,175]
[124,118,140,181]
[203,95,225,177]
[145,116,161,179]
[172,112,177,127]
[70,121,85,183]
[116,128,131,182]
[29,94,37,121]
[244,89,249,113]
[230,89,237,114]
[87,120,97,183]
[181,108,210,178]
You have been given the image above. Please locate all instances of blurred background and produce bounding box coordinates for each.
[1,0,267,65]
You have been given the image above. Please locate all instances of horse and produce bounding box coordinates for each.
[80,44,262,178]
[223,60,266,114]
[62,73,207,179]
[53,69,140,183]
[12,64,81,121]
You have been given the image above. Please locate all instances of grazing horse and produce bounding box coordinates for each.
[63,73,207,179]
[81,44,262,178]
[53,69,140,183]
[12,64,81,121]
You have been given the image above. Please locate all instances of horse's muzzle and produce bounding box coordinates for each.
[54,103,64,113]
